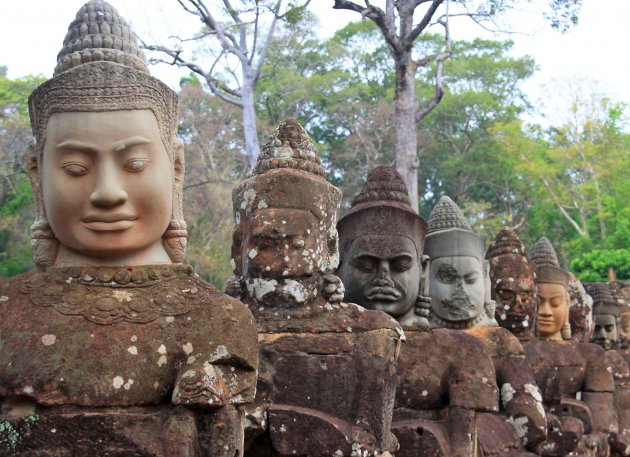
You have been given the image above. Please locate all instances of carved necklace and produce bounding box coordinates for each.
[20,265,200,325]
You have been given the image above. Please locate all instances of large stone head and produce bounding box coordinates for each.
[231,119,342,305]
[486,228,536,340]
[530,237,571,341]
[337,166,427,324]
[587,283,619,351]
[28,0,185,268]
[424,196,490,329]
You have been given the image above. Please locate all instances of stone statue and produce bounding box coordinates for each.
[586,283,630,452]
[526,238,617,456]
[486,228,537,342]
[588,283,620,351]
[337,166,428,329]
[424,198,546,456]
[337,167,500,457]
[529,237,572,342]
[230,120,402,457]
[0,2,258,455]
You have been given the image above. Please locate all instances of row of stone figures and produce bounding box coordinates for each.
[1,1,629,456]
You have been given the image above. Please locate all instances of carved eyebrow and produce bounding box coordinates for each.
[113,136,152,152]
[355,252,413,261]
[355,253,381,260]
[56,140,98,153]
[55,136,152,154]
[537,293,564,300]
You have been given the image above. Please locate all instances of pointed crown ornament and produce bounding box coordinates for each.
[424,196,484,263]
[486,227,535,283]
[530,237,569,286]
[486,228,527,260]
[586,283,619,317]
[337,166,427,260]
[27,0,185,267]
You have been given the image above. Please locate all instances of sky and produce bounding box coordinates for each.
[2,0,630,125]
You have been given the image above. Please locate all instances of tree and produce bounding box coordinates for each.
[0,67,46,276]
[177,75,248,287]
[417,37,535,221]
[492,83,630,267]
[144,0,311,174]
[332,0,583,210]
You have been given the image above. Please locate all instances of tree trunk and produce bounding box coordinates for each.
[394,52,419,212]
[241,73,261,175]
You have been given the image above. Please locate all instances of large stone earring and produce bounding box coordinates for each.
[30,221,58,268]
[163,220,187,263]
[562,296,572,340]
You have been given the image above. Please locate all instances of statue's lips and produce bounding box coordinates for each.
[367,287,401,301]
[536,318,555,326]
[82,214,138,231]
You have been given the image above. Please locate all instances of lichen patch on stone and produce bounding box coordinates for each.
[112,376,124,389]
[41,334,56,346]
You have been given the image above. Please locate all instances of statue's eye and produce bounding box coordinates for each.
[391,258,412,272]
[123,158,149,172]
[353,258,376,273]
[436,264,457,284]
[464,273,479,285]
[61,162,88,176]
[497,288,515,300]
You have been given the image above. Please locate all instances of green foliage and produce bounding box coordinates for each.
[571,249,630,282]
[0,69,44,277]
[0,179,34,277]
[492,91,630,270]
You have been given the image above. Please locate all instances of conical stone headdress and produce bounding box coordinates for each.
[424,196,484,263]
[486,228,527,260]
[27,0,185,266]
[29,0,178,159]
[337,166,427,260]
[586,283,619,317]
[530,237,569,286]
[231,119,342,277]
[486,227,534,283]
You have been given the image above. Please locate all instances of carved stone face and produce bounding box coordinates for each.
[241,207,322,279]
[620,313,630,349]
[536,282,568,340]
[339,234,420,320]
[491,260,536,337]
[41,110,173,266]
[593,314,618,350]
[429,256,485,323]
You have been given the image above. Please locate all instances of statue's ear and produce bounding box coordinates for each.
[26,144,45,218]
[173,138,185,182]
[420,255,430,297]
[562,289,572,340]
[26,145,39,187]
[483,259,492,301]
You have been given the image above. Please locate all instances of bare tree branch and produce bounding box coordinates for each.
[333,0,399,51]
[408,0,443,43]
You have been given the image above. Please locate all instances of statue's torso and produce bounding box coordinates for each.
[245,297,402,456]
[0,266,258,407]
